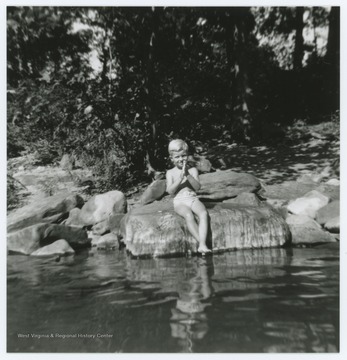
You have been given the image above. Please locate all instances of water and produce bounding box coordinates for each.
[7,245,339,353]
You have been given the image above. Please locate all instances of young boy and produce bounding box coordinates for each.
[166,139,211,254]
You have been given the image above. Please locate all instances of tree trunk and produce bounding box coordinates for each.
[325,6,340,110]
[224,9,252,141]
[293,6,304,70]
[145,7,161,174]
[325,6,340,68]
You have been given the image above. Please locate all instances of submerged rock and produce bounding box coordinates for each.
[96,233,119,249]
[7,223,90,255]
[7,193,84,232]
[120,201,290,257]
[30,239,75,257]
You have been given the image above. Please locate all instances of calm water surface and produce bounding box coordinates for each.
[7,245,339,353]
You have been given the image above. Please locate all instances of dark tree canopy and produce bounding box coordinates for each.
[7,6,339,192]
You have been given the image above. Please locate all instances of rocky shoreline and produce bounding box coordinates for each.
[7,161,339,258]
[7,119,340,258]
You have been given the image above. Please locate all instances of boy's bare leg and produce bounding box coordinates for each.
[191,200,211,253]
[174,204,200,242]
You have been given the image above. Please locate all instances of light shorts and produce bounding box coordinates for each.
[173,190,198,210]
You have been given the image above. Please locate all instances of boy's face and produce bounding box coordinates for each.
[171,150,188,169]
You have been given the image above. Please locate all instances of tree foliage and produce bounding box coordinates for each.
[7,6,339,193]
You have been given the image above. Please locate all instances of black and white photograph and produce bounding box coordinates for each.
[4,0,344,355]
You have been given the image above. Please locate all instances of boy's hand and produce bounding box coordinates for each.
[180,161,188,180]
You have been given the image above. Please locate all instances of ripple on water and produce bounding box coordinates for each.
[7,246,339,353]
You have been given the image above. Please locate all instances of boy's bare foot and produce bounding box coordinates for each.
[197,245,212,254]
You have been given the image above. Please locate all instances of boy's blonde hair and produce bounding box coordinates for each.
[168,139,188,155]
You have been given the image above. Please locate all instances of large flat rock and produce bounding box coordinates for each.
[7,223,90,255]
[263,181,339,201]
[138,170,261,205]
[286,215,337,245]
[120,201,290,257]
[7,193,84,233]
[197,170,261,200]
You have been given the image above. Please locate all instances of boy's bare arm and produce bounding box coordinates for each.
[186,167,201,191]
[166,170,184,195]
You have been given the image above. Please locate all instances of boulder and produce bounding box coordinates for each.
[194,156,212,173]
[96,233,119,249]
[7,193,84,232]
[286,214,336,245]
[92,219,110,236]
[265,199,289,218]
[60,154,75,170]
[140,179,166,205]
[262,181,317,201]
[325,179,340,186]
[316,183,339,201]
[197,170,261,200]
[108,213,126,233]
[315,200,340,226]
[296,173,323,184]
[223,192,262,206]
[287,190,330,218]
[88,212,126,236]
[7,223,90,255]
[88,231,101,247]
[324,216,340,233]
[120,201,290,257]
[78,190,127,226]
[31,240,75,257]
[65,208,83,226]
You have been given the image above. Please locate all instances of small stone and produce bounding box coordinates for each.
[60,154,75,170]
[325,178,340,186]
[88,231,101,247]
[324,216,340,233]
[96,233,119,249]
[31,240,75,257]
[287,190,330,218]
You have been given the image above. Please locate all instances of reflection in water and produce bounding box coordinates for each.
[170,257,214,352]
[7,246,339,353]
